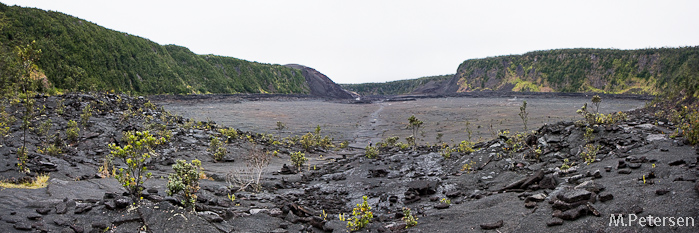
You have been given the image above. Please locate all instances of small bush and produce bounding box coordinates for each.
[406,115,423,147]
[35,119,52,137]
[80,103,92,126]
[402,207,418,228]
[167,159,202,211]
[440,198,451,205]
[208,137,227,161]
[580,144,599,165]
[290,151,307,170]
[583,126,595,143]
[108,131,165,200]
[275,121,286,131]
[461,161,477,173]
[440,145,452,159]
[560,159,571,170]
[339,141,349,149]
[16,146,28,173]
[66,120,80,142]
[365,145,378,159]
[457,140,474,154]
[519,100,529,131]
[219,128,238,142]
[347,196,373,231]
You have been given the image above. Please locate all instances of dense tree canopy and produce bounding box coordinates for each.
[0,3,309,95]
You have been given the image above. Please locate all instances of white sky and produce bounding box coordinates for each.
[3,0,699,84]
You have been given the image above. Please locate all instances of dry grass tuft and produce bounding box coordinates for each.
[0,174,50,189]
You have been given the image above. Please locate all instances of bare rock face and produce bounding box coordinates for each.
[284,64,355,99]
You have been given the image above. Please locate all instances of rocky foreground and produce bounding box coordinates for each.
[0,93,697,233]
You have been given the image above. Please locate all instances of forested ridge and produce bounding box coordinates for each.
[341,74,453,96]
[448,47,699,96]
[0,3,310,95]
[345,47,699,97]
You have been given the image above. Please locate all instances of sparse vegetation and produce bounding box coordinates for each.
[560,159,571,170]
[365,145,378,159]
[208,137,227,162]
[80,103,92,126]
[167,159,202,211]
[226,143,270,192]
[402,207,418,228]
[275,121,286,131]
[290,151,308,171]
[440,144,453,159]
[580,144,600,165]
[461,161,477,173]
[66,120,80,142]
[347,196,373,231]
[0,174,49,189]
[219,128,239,143]
[300,125,334,152]
[519,100,529,131]
[406,115,423,147]
[108,131,165,200]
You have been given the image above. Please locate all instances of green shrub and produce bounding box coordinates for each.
[580,144,599,165]
[402,207,418,228]
[208,137,227,161]
[55,99,65,115]
[290,151,308,170]
[167,159,202,211]
[457,140,474,154]
[16,146,28,173]
[365,145,378,159]
[66,120,80,142]
[583,127,595,143]
[406,115,423,147]
[519,100,529,131]
[347,196,373,231]
[275,121,286,131]
[560,159,571,170]
[339,141,349,149]
[300,132,315,151]
[35,119,52,137]
[680,108,699,145]
[396,142,410,151]
[219,128,238,142]
[80,103,92,126]
[108,131,165,200]
[440,145,452,159]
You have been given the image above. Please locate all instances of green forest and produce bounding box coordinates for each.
[341,74,453,96]
[0,4,309,95]
[451,47,699,96]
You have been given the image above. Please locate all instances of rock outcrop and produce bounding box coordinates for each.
[285,64,355,99]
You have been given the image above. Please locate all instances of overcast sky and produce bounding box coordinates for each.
[3,0,699,84]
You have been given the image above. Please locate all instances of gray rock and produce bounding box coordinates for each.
[553,205,589,220]
[250,209,270,215]
[198,211,223,223]
[575,180,605,193]
[617,169,632,174]
[13,221,32,231]
[599,193,614,202]
[557,189,592,203]
[407,180,440,196]
[546,218,563,226]
[434,203,450,209]
[480,220,503,230]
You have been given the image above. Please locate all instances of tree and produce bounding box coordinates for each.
[519,100,529,131]
[108,131,165,201]
[406,115,423,147]
[15,41,41,173]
